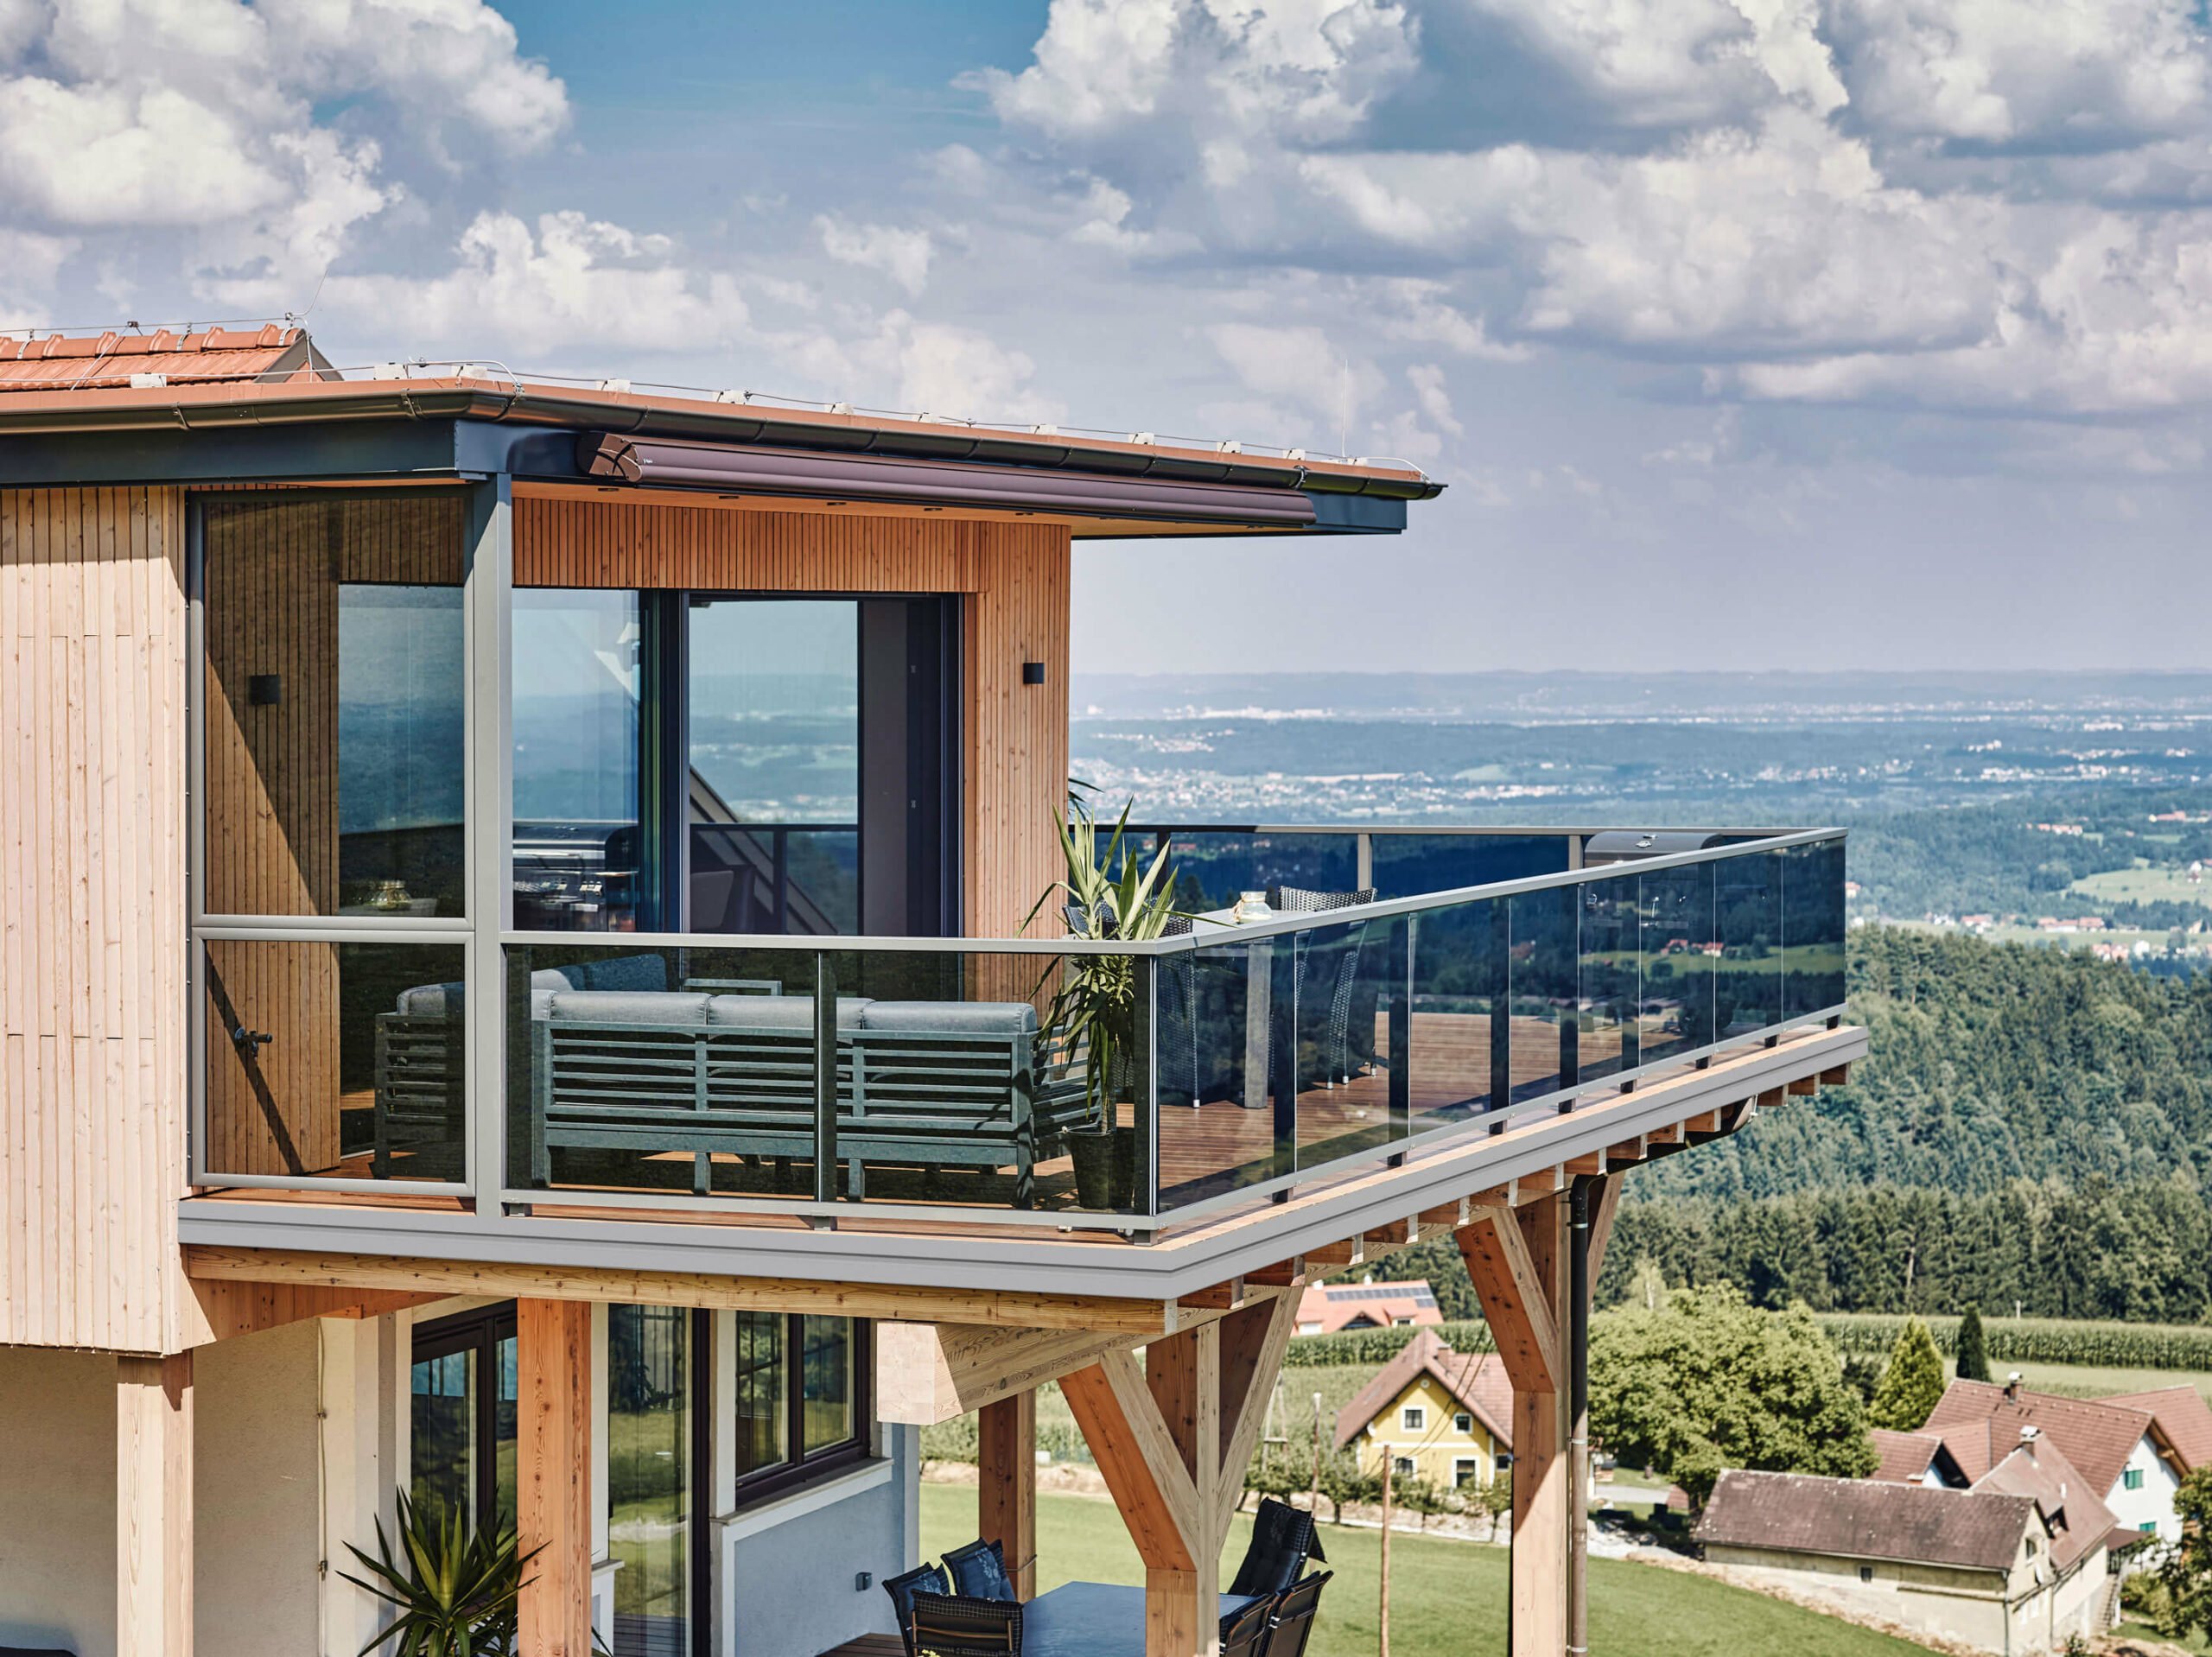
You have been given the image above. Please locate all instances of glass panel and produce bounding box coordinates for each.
[1368,834,1572,902]
[1157,935,1292,1210]
[799,1316,855,1456]
[689,600,861,936]
[607,1305,691,1657]
[507,943,1118,1214]
[690,823,859,936]
[201,940,467,1182]
[338,584,465,915]
[202,496,465,918]
[1509,885,1578,1103]
[1784,838,1848,1019]
[1578,875,1638,1083]
[409,1347,476,1524]
[1151,832,1358,917]
[492,1333,518,1533]
[512,589,645,933]
[1637,861,1717,1068]
[1294,917,1406,1167]
[732,1311,787,1481]
[1407,898,1503,1133]
[1717,847,1784,1037]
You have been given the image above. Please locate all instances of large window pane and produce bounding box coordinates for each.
[203,496,465,917]
[689,600,861,936]
[512,589,644,932]
[202,940,466,1182]
[800,1316,854,1456]
[409,1348,475,1523]
[608,1305,692,1657]
[732,1311,787,1480]
[338,584,465,915]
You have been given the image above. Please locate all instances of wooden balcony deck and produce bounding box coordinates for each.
[817,1637,902,1656]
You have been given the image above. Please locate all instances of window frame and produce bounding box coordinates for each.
[2124,1466,2145,1491]
[1453,1412,1474,1436]
[409,1300,518,1531]
[1401,1405,1426,1432]
[724,1312,875,1509]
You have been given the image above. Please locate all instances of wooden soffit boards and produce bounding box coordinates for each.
[512,488,1068,591]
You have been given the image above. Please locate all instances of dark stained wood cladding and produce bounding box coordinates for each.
[514,495,1071,940]
[0,486,188,1352]
[199,497,462,1179]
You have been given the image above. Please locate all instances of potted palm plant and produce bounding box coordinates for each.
[1031,800,1183,1209]
[342,1489,546,1657]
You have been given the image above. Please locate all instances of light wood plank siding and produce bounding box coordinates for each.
[198,498,463,1178]
[0,487,188,1354]
[514,496,1071,938]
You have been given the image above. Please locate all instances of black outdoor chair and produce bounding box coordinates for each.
[908,1590,1023,1656]
[1265,1571,1331,1657]
[1229,1496,1329,1597]
[941,1536,1016,1602]
[1219,1590,1278,1657]
[881,1561,950,1657]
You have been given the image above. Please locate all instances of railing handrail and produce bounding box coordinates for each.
[499,824,1847,956]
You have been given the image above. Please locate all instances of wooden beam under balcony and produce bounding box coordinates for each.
[876,1321,1147,1425]
[181,1247,1197,1335]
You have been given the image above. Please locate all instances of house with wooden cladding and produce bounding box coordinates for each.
[0,329,1863,1657]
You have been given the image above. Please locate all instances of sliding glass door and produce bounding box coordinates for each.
[608,1304,701,1657]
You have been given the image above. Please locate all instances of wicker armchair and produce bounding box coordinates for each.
[1229,1496,1328,1597]
[1264,1571,1331,1657]
[1220,1591,1277,1657]
[907,1590,1023,1656]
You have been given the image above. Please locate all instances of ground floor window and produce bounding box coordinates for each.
[730,1312,872,1502]
[409,1304,518,1532]
[1392,1456,1416,1480]
[1453,1458,1482,1489]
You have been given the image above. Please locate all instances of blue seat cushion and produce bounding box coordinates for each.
[394,981,465,1018]
[881,1560,948,1647]
[942,1536,1015,1602]
[565,955,670,994]
[707,994,874,1029]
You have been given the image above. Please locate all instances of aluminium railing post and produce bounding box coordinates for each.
[813,951,839,1205]
[1135,952,1159,1234]
[464,473,513,1222]
[1387,915,1411,1164]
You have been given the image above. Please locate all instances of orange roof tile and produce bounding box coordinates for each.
[1971,1437,2117,1576]
[2101,1387,2212,1472]
[0,327,327,393]
[1924,1380,2156,1496]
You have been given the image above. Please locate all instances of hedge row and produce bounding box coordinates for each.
[1278,1311,2212,1373]
[1815,1312,2212,1371]
[1281,1320,1494,1368]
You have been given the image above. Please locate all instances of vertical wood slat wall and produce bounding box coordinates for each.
[199,497,464,1178]
[0,487,187,1354]
[513,495,1072,940]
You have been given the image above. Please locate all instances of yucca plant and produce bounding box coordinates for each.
[1027,798,1185,1121]
[341,1489,541,1657]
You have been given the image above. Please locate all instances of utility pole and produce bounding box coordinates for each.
[1379,1451,1394,1657]
[1311,1391,1324,1515]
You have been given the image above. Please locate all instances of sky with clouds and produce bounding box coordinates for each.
[3,0,2208,675]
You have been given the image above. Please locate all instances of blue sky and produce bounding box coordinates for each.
[3,0,2209,675]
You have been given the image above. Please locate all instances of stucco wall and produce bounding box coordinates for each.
[1357,1372,1504,1489]
[721,1424,919,1657]
[0,1346,118,1657]
[195,1320,324,1657]
[2107,1434,2184,1547]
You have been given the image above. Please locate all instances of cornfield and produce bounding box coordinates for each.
[1815,1312,2212,1371]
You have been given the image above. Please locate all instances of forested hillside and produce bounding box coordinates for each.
[1633,925,2212,1198]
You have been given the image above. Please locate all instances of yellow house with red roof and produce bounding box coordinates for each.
[1333,1329,1514,1492]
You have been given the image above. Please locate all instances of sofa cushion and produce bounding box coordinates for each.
[860,1000,1039,1036]
[547,990,711,1025]
[708,994,873,1030]
[529,968,572,1022]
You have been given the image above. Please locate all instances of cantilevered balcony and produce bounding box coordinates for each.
[183,824,1855,1288]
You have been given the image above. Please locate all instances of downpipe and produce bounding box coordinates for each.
[1569,1175,1593,1657]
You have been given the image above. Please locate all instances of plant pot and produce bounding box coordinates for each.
[1069,1129,1117,1209]
[1110,1123,1141,1210]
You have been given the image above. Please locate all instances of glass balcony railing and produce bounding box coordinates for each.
[482,827,1845,1227]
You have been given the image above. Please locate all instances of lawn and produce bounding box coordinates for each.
[920,1485,1939,1657]
[1999,1358,2212,1405]
[2071,863,2212,908]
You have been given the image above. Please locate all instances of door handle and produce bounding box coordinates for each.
[231,1025,273,1059]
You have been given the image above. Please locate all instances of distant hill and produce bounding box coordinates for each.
[1633,926,2212,1200]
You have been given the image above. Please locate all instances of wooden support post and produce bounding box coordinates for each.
[117,1352,193,1657]
[979,1393,1039,1600]
[1063,1290,1300,1657]
[1464,1196,1571,1657]
[517,1298,594,1657]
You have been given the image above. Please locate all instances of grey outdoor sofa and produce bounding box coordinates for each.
[374,955,1093,1205]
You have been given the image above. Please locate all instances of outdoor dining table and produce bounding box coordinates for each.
[1016,1583,1264,1656]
